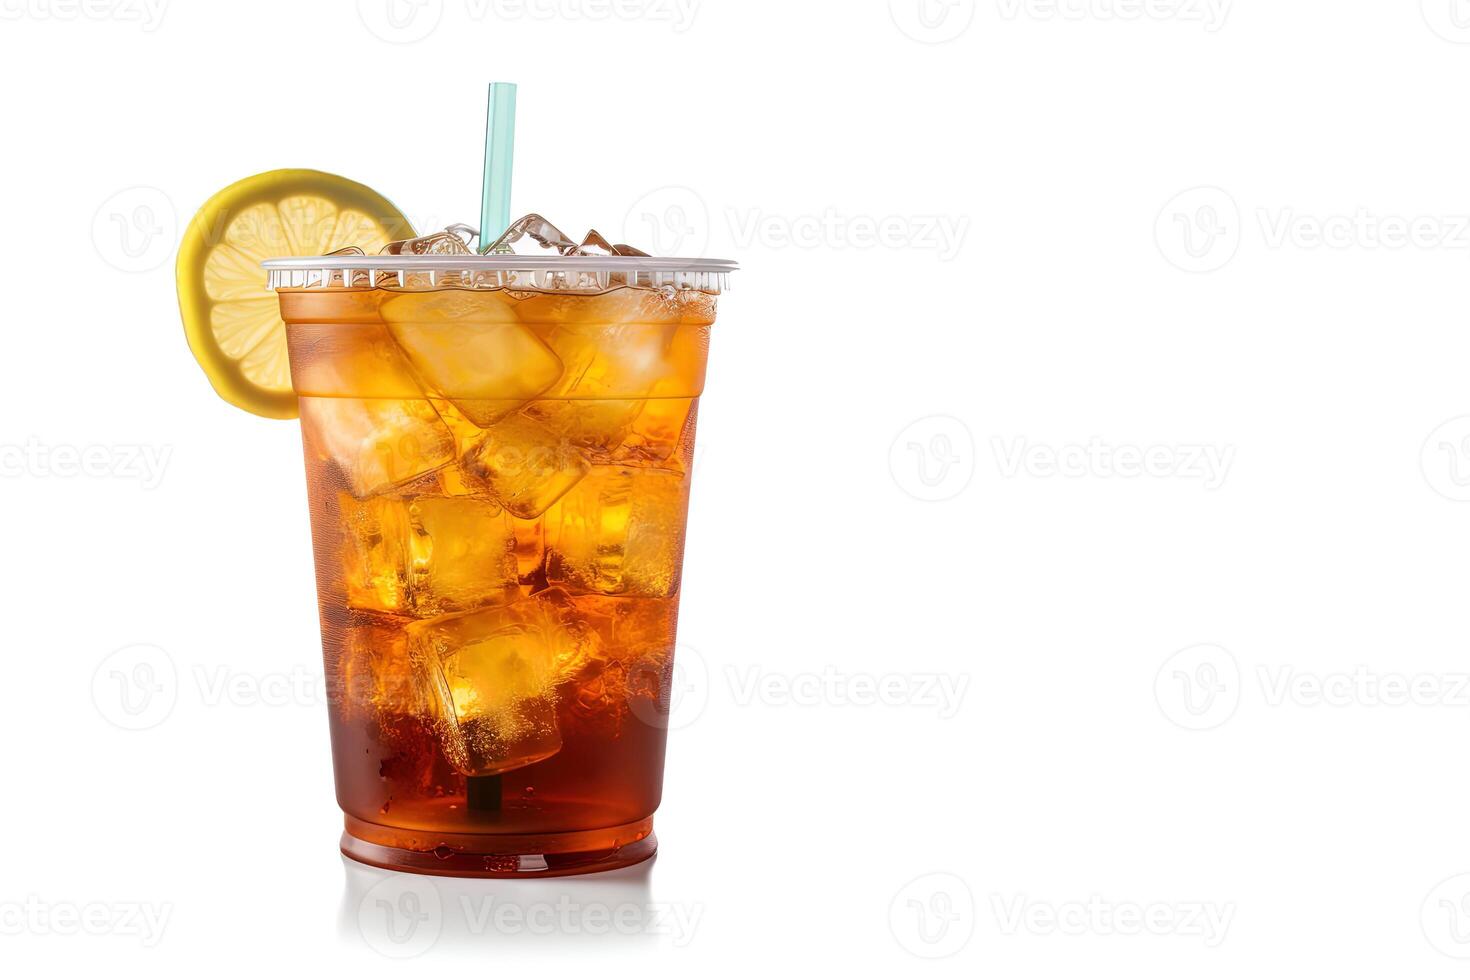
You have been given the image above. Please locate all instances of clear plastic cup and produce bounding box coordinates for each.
[266,251,733,876]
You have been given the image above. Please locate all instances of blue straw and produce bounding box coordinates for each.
[478,82,517,252]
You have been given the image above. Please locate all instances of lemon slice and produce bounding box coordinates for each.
[176,169,414,419]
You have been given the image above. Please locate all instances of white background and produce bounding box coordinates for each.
[3,0,1470,974]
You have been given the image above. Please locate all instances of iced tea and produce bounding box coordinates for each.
[278,265,717,876]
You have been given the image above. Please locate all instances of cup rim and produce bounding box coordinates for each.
[262,254,737,273]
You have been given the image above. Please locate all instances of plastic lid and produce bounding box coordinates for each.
[264,253,736,293]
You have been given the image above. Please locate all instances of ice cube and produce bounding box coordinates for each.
[380,290,564,427]
[510,515,547,585]
[380,229,474,255]
[568,594,678,664]
[571,232,647,257]
[513,291,685,453]
[485,216,654,257]
[522,399,648,458]
[417,395,490,458]
[324,610,447,791]
[406,593,589,776]
[484,213,577,256]
[615,397,696,465]
[300,397,456,498]
[461,412,590,519]
[555,595,677,736]
[388,458,483,498]
[547,466,689,598]
[323,246,371,287]
[286,319,424,399]
[325,610,425,722]
[340,493,519,617]
[340,492,409,614]
[570,230,618,256]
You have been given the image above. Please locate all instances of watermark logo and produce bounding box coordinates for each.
[0,438,171,488]
[890,415,976,502]
[1156,651,1470,728]
[1422,417,1470,502]
[1422,0,1470,43]
[726,667,969,718]
[1258,209,1470,250]
[0,0,167,29]
[91,644,178,731]
[727,209,968,260]
[623,186,710,258]
[622,193,969,262]
[0,897,172,946]
[889,872,976,958]
[460,895,702,944]
[478,0,699,30]
[194,664,328,708]
[1154,644,1239,731]
[1258,666,1470,709]
[92,186,176,273]
[93,653,339,725]
[357,873,443,958]
[889,0,975,43]
[1155,186,1240,273]
[993,437,1233,488]
[1160,188,1470,271]
[628,643,708,730]
[991,894,1233,946]
[360,0,699,37]
[995,0,1231,31]
[1422,874,1470,958]
[357,0,443,42]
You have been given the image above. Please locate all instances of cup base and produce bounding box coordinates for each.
[340,815,657,878]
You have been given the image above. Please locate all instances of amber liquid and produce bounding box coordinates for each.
[281,281,713,876]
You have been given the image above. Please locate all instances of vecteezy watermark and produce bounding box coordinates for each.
[194,664,328,708]
[0,0,167,29]
[990,894,1234,946]
[358,0,696,42]
[1155,186,1240,273]
[1154,644,1240,731]
[0,438,171,489]
[1421,0,1470,43]
[93,648,343,729]
[474,0,698,30]
[1156,646,1470,730]
[92,186,176,273]
[356,0,444,42]
[725,667,970,719]
[1257,666,1470,709]
[889,0,977,43]
[995,0,1231,31]
[622,187,969,262]
[627,642,709,731]
[890,415,976,502]
[357,874,443,958]
[355,873,702,956]
[458,895,702,945]
[889,873,976,958]
[726,209,969,261]
[0,897,172,947]
[92,644,178,731]
[992,437,1235,489]
[1158,186,1470,273]
[1421,417,1470,502]
[1423,874,1470,958]
[622,186,711,258]
[1257,209,1470,251]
